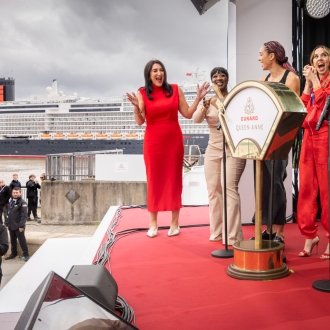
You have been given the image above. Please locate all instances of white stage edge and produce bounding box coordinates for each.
[0,206,119,316]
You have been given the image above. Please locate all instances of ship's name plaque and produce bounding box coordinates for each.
[226,87,277,150]
[218,80,307,161]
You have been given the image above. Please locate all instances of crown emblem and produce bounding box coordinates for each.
[244,97,255,115]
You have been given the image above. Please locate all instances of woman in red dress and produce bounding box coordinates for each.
[126,60,209,238]
[298,45,330,258]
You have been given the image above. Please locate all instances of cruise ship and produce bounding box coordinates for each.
[0,77,211,157]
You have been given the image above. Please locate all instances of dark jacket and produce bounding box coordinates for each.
[0,185,11,207]
[26,180,41,199]
[9,180,21,191]
[5,197,28,231]
[0,224,9,277]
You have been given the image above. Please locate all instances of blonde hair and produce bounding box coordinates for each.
[310,45,330,69]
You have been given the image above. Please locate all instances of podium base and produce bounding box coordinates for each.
[211,249,233,258]
[227,240,290,280]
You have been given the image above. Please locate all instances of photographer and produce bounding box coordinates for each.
[26,174,41,222]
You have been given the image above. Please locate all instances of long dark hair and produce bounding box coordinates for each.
[143,59,173,100]
[264,41,297,74]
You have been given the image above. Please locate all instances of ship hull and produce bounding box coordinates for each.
[0,134,209,157]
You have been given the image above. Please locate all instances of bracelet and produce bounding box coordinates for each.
[134,110,142,115]
[313,86,321,92]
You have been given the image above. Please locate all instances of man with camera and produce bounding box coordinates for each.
[26,174,41,222]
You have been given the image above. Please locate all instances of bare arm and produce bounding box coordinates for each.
[126,91,146,126]
[178,82,210,119]
[286,72,300,95]
[192,100,205,123]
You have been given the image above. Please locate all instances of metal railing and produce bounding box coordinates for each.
[45,149,123,181]
[20,187,41,207]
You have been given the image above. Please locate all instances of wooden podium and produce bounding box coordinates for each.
[215,80,307,280]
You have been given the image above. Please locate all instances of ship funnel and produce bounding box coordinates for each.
[51,79,58,95]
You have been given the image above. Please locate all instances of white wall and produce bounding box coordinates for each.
[228,0,292,86]
[227,0,293,223]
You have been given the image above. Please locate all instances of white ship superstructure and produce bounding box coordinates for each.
[0,77,212,157]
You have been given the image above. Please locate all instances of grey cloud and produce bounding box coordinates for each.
[0,0,227,100]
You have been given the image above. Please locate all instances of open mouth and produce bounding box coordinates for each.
[318,63,325,70]
[215,81,225,87]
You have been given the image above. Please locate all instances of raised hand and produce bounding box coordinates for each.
[126,92,139,108]
[196,82,211,100]
[302,65,316,82]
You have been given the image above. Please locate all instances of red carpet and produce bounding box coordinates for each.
[98,207,330,330]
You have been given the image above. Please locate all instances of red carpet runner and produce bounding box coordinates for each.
[97,206,330,329]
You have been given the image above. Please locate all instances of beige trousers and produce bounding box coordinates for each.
[204,142,246,245]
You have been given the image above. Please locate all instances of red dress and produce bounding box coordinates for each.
[140,84,183,212]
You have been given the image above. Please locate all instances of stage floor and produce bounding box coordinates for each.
[97,206,330,330]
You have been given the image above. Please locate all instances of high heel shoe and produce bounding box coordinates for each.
[168,226,180,237]
[298,236,319,257]
[147,227,158,238]
[320,243,330,259]
[320,253,330,260]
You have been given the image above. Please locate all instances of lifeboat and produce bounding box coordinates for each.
[82,133,93,139]
[96,133,107,140]
[111,133,123,140]
[54,133,65,140]
[68,133,79,139]
[126,133,138,140]
[41,133,51,140]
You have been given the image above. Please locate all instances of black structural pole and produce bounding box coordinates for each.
[212,127,233,258]
[268,160,286,263]
[312,114,330,292]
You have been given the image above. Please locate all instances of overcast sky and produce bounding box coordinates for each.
[0,0,228,100]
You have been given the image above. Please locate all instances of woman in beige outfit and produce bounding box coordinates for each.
[193,67,246,244]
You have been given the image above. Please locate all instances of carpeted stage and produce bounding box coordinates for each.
[98,206,330,330]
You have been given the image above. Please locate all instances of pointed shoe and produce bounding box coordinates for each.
[147,227,158,238]
[168,226,180,237]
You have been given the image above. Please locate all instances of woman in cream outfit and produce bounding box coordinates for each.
[193,67,246,244]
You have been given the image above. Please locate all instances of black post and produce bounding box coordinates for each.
[312,115,330,292]
[212,129,233,258]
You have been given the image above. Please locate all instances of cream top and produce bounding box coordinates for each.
[193,99,231,152]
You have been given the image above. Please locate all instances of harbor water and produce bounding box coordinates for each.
[0,158,45,186]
